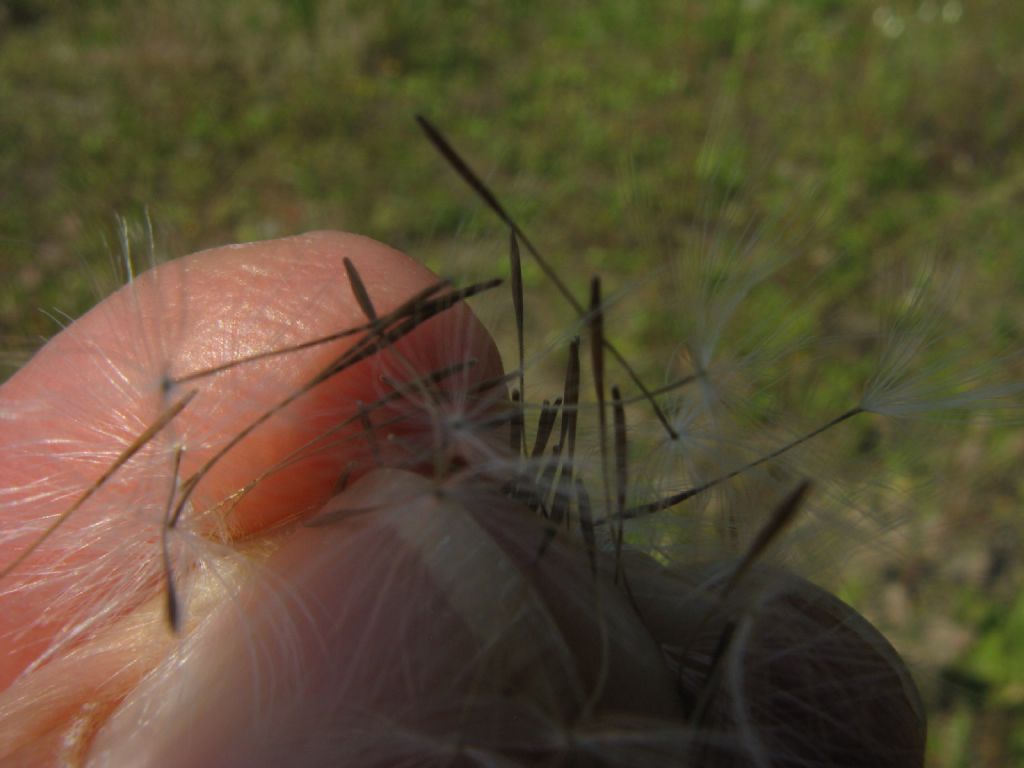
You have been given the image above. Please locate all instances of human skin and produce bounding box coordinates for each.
[0,230,927,767]
[0,231,683,766]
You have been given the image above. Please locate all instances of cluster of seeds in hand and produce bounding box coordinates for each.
[9,116,1021,766]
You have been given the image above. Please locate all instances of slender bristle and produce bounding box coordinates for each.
[417,115,680,440]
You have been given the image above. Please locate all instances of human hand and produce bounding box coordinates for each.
[0,231,925,767]
[0,231,682,766]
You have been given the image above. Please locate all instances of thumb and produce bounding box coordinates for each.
[86,468,682,767]
[0,231,516,762]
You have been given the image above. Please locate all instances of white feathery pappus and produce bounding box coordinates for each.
[0,116,1020,767]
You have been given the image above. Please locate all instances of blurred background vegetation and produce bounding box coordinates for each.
[2,0,1023,764]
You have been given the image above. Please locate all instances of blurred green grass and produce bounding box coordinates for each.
[2,0,1024,764]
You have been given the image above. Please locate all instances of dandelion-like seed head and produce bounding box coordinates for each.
[3,118,1019,767]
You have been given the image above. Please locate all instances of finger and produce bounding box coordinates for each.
[86,469,683,767]
[0,232,505,756]
[618,551,927,767]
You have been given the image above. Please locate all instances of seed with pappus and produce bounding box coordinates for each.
[1,119,1018,767]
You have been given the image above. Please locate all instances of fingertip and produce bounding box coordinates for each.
[0,229,504,691]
